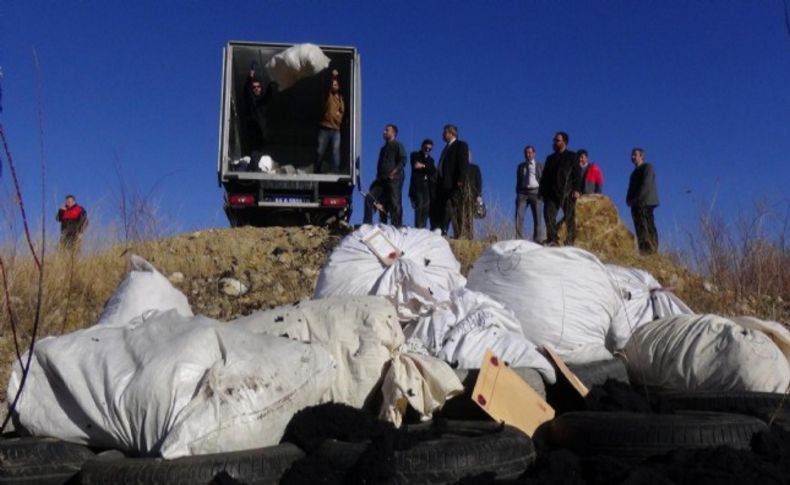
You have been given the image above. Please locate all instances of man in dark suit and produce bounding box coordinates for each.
[539,131,580,246]
[408,139,437,229]
[626,147,659,254]
[515,145,544,241]
[435,124,470,237]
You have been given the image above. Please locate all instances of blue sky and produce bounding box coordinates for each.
[2,1,789,247]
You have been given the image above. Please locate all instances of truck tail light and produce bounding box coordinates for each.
[322,196,347,208]
[229,194,256,206]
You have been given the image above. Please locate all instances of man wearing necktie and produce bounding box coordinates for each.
[434,124,470,237]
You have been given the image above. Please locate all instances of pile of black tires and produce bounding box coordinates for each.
[2,358,788,484]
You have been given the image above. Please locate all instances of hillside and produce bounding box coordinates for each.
[1,195,787,424]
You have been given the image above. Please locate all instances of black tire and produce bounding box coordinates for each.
[545,411,767,462]
[567,358,629,388]
[546,359,630,414]
[307,421,535,484]
[78,443,304,485]
[658,391,790,431]
[0,437,94,485]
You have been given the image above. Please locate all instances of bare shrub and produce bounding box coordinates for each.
[686,198,790,319]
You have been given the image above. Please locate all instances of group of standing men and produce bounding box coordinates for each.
[363,124,482,239]
[515,131,659,254]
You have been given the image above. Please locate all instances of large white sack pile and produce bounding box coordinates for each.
[265,43,330,91]
[314,226,554,378]
[624,314,790,392]
[7,257,335,458]
[605,264,693,328]
[404,288,556,383]
[467,240,631,364]
[230,296,464,425]
[314,225,466,321]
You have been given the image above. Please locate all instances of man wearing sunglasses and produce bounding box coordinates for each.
[408,139,437,229]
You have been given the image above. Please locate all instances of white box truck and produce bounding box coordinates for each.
[217,41,361,226]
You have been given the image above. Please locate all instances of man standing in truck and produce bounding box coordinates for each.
[315,69,345,174]
[243,65,276,161]
[363,124,407,226]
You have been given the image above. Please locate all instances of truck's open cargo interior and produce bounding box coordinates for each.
[226,44,355,176]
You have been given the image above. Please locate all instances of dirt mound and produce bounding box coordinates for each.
[559,194,636,260]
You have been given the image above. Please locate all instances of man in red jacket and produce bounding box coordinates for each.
[577,149,603,194]
[56,194,88,250]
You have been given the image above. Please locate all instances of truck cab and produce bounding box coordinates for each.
[217,41,361,226]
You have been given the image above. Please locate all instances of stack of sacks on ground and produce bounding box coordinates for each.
[230,296,464,426]
[314,225,555,381]
[7,256,335,459]
[467,240,631,364]
[624,314,790,392]
[605,264,693,328]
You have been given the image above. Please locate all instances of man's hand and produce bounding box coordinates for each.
[572,191,580,200]
[415,161,425,170]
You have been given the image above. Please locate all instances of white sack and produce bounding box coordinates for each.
[380,351,463,425]
[265,43,330,91]
[257,155,275,173]
[731,316,790,362]
[231,297,463,426]
[97,255,192,326]
[314,225,466,321]
[605,264,693,329]
[8,310,335,458]
[405,288,556,383]
[623,314,790,393]
[467,240,629,364]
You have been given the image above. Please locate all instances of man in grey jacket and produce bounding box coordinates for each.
[626,147,659,254]
[515,145,543,241]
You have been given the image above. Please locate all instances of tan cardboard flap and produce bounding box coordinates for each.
[543,345,590,397]
[361,228,402,266]
[472,350,555,437]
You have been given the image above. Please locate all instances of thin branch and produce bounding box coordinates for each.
[0,126,40,269]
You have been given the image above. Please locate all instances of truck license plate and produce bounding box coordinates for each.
[273,196,308,204]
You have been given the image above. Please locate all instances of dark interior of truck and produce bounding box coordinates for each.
[228,45,353,175]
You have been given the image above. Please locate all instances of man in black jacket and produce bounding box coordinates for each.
[363,124,407,226]
[539,131,580,246]
[242,66,276,160]
[626,147,660,254]
[408,139,437,229]
[435,124,470,237]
